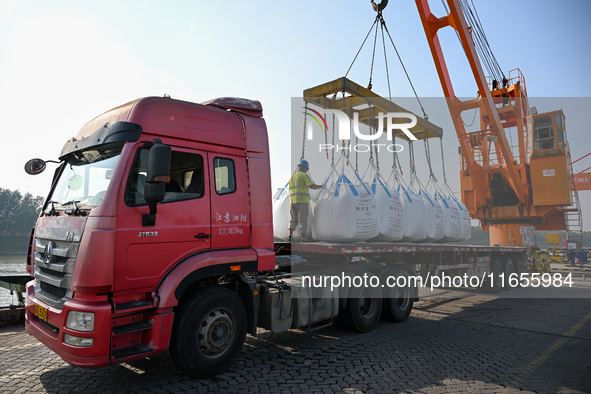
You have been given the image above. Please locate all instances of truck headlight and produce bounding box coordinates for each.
[66,311,95,332]
[63,334,94,347]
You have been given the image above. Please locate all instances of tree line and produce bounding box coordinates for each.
[0,188,44,237]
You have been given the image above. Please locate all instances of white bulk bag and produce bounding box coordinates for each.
[396,184,427,242]
[370,176,405,242]
[419,189,444,242]
[272,184,290,240]
[455,198,472,241]
[411,174,444,243]
[312,174,378,242]
[435,192,463,243]
[440,182,471,242]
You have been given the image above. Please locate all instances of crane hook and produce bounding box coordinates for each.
[371,0,388,13]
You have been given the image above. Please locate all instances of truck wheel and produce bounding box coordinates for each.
[170,286,247,377]
[336,286,382,333]
[382,268,414,322]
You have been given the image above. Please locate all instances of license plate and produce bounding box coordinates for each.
[35,304,48,322]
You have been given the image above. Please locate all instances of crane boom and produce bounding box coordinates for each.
[414,0,582,246]
[414,0,525,204]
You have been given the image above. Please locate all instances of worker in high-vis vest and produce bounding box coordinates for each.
[289,160,323,242]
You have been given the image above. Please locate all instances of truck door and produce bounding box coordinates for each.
[116,145,211,291]
[209,154,250,249]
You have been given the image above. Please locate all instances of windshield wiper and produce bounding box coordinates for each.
[45,200,59,216]
[63,200,86,216]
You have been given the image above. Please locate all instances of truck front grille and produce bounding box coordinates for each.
[40,281,68,300]
[34,237,79,309]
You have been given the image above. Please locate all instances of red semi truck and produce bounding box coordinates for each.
[24,96,527,377]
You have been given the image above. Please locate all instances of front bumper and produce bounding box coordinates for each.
[25,281,112,368]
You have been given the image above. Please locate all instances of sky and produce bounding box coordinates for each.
[0,0,590,230]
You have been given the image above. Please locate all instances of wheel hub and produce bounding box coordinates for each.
[359,290,376,318]
[198,309,234,356]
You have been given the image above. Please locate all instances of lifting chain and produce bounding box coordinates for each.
[379,11,429,121]
[323,110,329,160]
[346,0,429,123]
[424,132,436,182]
[355,120,359,173]
[368,16,380,91]
[369,105,374,163]
[374,143,380,175]
[301,103,308,161]
[440,137,447,184]
[392,136,403,175]
[331,112,336,166]
[331,92,338,166]
[380,16,392,100]
[409,141,416,176]
[369,105,381,174]
[322,96,329,160]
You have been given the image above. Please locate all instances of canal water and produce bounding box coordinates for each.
[0,255,28,306]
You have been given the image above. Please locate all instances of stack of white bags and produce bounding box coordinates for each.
[272,163,471,243]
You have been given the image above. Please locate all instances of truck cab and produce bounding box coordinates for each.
[25,96,275,375]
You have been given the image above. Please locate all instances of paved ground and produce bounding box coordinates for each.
[1,279,590,393]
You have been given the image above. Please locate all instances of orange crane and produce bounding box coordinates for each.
[414,0,583,247]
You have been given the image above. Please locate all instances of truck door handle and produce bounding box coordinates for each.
[195,233,211,239]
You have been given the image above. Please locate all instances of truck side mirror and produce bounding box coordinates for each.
[143,138,171,226]
[25,158,47,175]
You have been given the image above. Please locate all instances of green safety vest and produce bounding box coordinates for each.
[289,171,314,204]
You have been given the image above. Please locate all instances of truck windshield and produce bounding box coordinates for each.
[47,142,124,211]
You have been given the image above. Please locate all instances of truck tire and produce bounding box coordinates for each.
[335,286,382,333]
[170,286,247,377]
[382,268,414,322]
